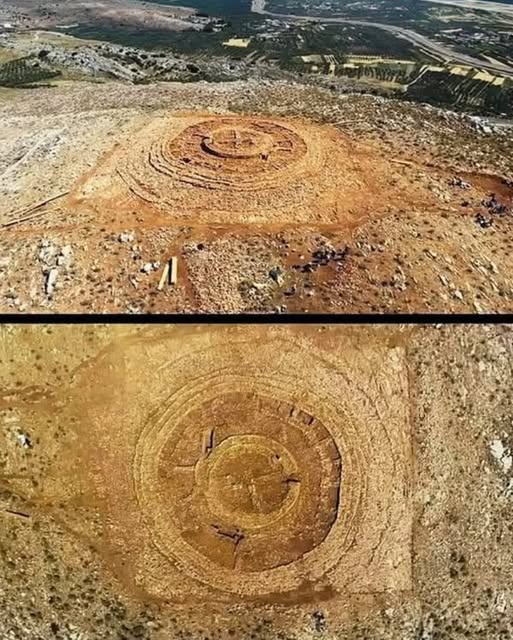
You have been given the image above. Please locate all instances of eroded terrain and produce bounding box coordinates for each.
[0,0,198,33]
[0,324,512,638]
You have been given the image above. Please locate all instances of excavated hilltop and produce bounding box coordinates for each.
[1,79,513,313]
[0,323,512,640]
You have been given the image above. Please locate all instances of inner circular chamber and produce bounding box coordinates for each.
[149,117,311,193]
[153,392,342,572]
[202,126,272,160]
[204,435,299,526]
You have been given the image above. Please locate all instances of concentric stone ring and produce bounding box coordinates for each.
[119,117,312,202]
[78,331,411,601]
[150,392,341,575]
[133,369,364,596]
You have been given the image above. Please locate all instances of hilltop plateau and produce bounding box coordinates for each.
[1,78,512,313]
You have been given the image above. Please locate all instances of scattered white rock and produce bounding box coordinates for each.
[490,438,506,460]
[126,304,142,314]
[141,261,160,274]
[119,232,135,243]
[39,239,57,265]
[56,246,73,267]
[504,478,513,498]
[490,438,512,474]
[15,432,32,448]
[268,266,284,285]
[495,591,507,614]
[449,177,471,189]
[46,268,59,296]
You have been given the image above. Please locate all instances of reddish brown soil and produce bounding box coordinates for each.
[1,81,513,313]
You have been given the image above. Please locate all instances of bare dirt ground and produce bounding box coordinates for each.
[1,80,513,313]
[0,324,512,639]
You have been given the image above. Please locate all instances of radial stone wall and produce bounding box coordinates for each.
[76,329,413,603]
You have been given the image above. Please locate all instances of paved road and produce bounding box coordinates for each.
[251,0,513,77]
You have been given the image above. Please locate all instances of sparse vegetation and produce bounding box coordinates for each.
[0,57,60,88]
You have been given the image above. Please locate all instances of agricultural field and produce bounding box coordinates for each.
[315,57,513,116]
[67,21,429,65]
[259,23,427,63]
[264,0,513,65]
[0,57,60,88]
[407,67,513,115]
